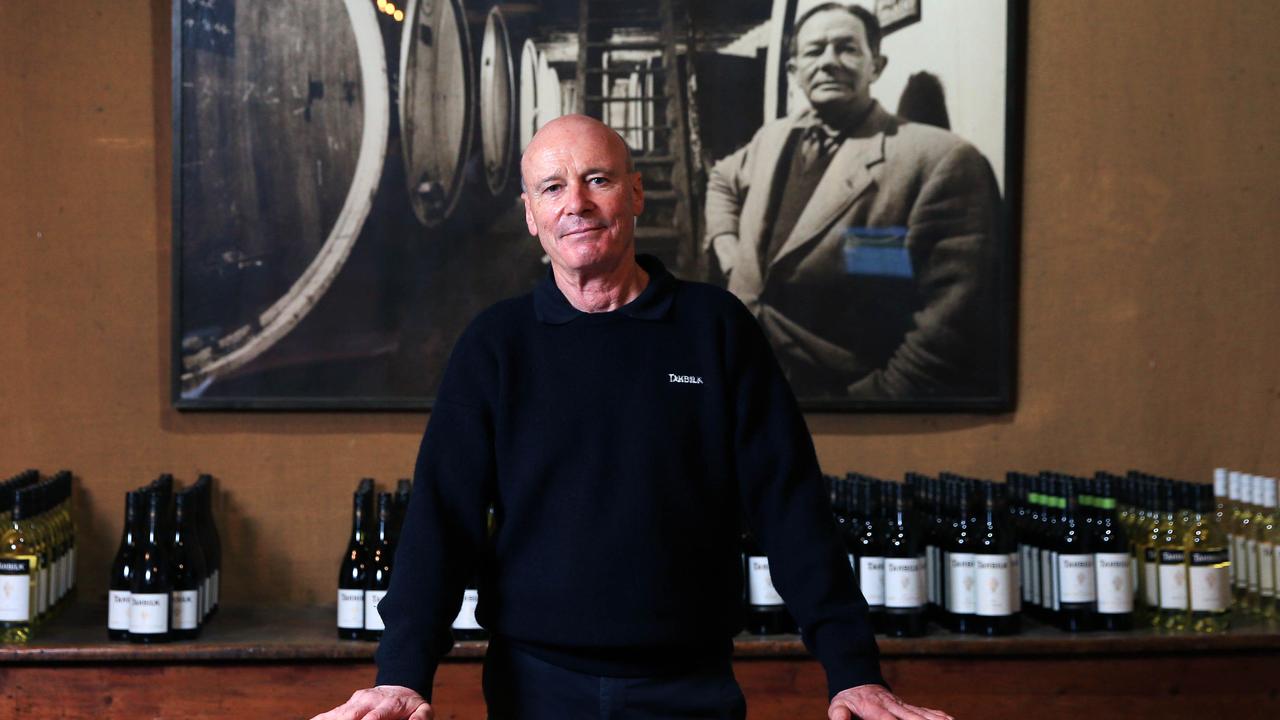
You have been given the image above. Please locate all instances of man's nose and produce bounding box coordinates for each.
[563,181,595,214]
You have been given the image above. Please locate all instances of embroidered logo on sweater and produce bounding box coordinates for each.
[669,374,704,384]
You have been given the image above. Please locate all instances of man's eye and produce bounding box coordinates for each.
[543,184,561,193]
[589,177,609,185]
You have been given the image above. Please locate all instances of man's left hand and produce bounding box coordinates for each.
[828,684,953,720]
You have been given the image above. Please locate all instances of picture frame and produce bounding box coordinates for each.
[171,0,1023,411]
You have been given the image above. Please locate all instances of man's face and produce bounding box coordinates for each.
[788,9,884,113]
[520,118,643,277]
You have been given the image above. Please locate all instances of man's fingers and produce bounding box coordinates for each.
[407,703,434,720]
[884,700,939,720]
[912,706,953,720]
[827,706,853,720]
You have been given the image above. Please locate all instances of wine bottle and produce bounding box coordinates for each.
[107,491,142,641]
[882,483,926,637]
[129,491,171,643]
[195,475,222,618]
[945,480,977,634]
[1185,484,1232,632]
[169,490,205,640]
[1039,476,1062,625]
[973,481,1019,636]
[742,530,796,635]
[1054,477,1096,632]
[1231,471,1251,605]
[1091,474,1133,630]
[1156,481,1188,631]
[1254,475,1277,618]
[1135,476,1162,623]
[337,483,372,640]
[0,486,39,643]
[851,479,885,631]
[451,573,487,640]
[1246,474,1267,612]
[364,492,395,641]
[393,478,412,543]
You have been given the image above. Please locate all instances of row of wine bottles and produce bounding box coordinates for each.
[1219,469,1279,618]
[106,474,223,643]
[335,478,487,641]
[0,470,78,643]
[744,469,1238,638]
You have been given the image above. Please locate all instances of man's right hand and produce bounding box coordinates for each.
[309,685,433,720]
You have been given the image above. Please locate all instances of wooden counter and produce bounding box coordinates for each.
[3,605,1279,718]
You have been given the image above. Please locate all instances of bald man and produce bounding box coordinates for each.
[312,116,951,720]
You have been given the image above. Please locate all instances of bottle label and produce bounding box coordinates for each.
[1231,535,1248,588]
[129,593,170,634]
[213,569,220,607]
[1143,547,1160,606]
[747,556,784,607]
[52,556,64,604]
[1094,552,1134,614]
[858,556,885,607]
[37,565,49,616]
[201,577,210,619]
[337,589,364,629]
[925,545,937,605]
[364,589,387,631]
[452,589,481,630]
[1040,549,1055,610]
[1027,545,1040,606]
[1246,539,1260,592]
[884,556,926,609]
[947,552,976,614]
[1228,534,1237,584]
[171,589,199,630]
[974,554,1013,616]
[108,589,132,630]
[1008,551,1021,613]
[1016,544,1029,604]
[1130,555,1138,600]
[1189,550,1231,612]
[0,558,32,623]
[1158,550,1188,610]
[1057,553,1096,604]
[1260,542,1276,598]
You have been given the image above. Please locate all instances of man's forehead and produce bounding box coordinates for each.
[523,134,626,178]
[797,10,869,45]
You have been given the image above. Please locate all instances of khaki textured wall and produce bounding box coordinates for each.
[1,1,1277,607]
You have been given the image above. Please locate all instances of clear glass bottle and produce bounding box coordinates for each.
[1254,476,1277,619]
[1185,484,1232,632]
[1231,471,1251,606]
[0,487,39,643]
[1156,482,1189,631]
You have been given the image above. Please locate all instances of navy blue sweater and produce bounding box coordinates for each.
[374,255,883,700]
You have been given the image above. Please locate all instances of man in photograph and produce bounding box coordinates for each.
[705,3,1003,401]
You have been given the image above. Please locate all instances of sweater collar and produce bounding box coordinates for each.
[534,254,675,325]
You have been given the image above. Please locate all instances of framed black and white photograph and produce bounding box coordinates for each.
[172,0,1022,410]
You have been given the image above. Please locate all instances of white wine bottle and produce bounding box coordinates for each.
[1185,484,1231,632]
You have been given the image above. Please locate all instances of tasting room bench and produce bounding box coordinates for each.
[1,605,1278,719]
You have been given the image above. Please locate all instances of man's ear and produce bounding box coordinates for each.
[873,54,888,80]
[630,172,644,216]
[521,193,537,237]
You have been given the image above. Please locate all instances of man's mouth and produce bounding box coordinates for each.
[559,225,606,239]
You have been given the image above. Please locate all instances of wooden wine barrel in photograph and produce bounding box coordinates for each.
[178,0,389,394]
[399,0,475,227]
[535,50,563,133]
[478,6,515,196]
[518,38,539,152]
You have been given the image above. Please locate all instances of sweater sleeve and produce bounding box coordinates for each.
[374,324,497,701]
[726,300,887,699]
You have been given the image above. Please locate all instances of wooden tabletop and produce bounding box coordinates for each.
[3,603,1278,664]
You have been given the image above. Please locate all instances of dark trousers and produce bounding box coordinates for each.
[482,638,747,720]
